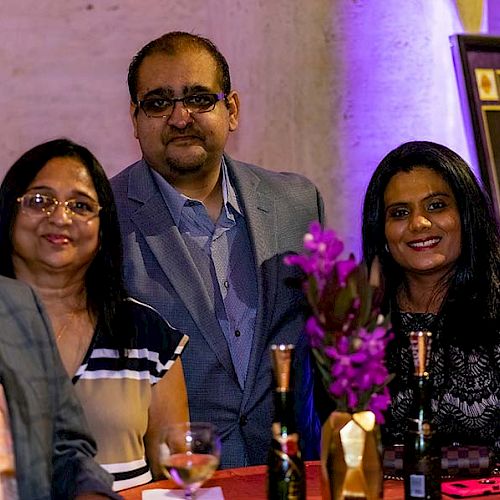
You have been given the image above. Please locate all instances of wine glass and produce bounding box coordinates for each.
[159,422,221,499]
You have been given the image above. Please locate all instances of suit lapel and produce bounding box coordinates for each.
[127,164,237,379]
[226,156,279,405]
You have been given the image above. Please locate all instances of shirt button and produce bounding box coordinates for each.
[235,330,241,337]
[223,280,229,289]
[239,415,248,426]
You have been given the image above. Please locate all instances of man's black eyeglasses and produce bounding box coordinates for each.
[138,93,226,118]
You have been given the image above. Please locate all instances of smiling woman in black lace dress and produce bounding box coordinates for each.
[362,140,500,461]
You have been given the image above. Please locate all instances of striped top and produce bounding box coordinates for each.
[72,298,188,491]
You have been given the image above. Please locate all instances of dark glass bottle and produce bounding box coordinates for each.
[267,344,306,500]
[403,331,441,500]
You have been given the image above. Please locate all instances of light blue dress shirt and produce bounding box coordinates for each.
[151,160,258,389]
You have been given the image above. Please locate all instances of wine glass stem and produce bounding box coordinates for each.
[184,489,195,500]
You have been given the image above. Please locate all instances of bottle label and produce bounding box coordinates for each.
[268,434,305,500]
[279,437,299,457]
[286,479,303,500]
[409,474,426,498]
[272,424,300,456]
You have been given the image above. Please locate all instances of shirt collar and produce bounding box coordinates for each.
[221,157,242,218]
[148,157,242,226]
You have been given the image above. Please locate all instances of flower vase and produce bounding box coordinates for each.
[320,410,383,500]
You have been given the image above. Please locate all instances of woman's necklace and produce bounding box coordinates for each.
[55,311,78,342]
[54,310,94,376]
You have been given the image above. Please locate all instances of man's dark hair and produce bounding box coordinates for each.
[128,31,231,103]
[362,140,500,346]
[0,138,134,350]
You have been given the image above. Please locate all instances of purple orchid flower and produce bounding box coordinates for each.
[305,316,325,348]
[283,221,392,423]
[334,255,357,286]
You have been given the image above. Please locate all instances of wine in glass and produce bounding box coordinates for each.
[160,422,221,499]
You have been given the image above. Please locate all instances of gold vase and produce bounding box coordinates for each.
[320,410,383,500]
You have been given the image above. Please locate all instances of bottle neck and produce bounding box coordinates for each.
[273,389,297,435]
[414,374,431,409]
[408,374,433,434]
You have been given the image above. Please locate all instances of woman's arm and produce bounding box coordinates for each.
[144,358,189,479]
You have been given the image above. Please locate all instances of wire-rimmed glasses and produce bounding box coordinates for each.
[17,193,102,221]
[138,92,226,119]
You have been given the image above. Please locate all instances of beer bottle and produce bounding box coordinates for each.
[267,344,306,500]
[403,331,441,499]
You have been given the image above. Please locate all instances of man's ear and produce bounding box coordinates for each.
[226,91,240,132]
[130,102,139,139]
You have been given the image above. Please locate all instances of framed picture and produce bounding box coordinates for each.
[474,68,499,101]
[450,34,500,219]
[481,106,500,204]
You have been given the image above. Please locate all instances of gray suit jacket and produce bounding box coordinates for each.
[0,276,118,499]
[111,154,324,467]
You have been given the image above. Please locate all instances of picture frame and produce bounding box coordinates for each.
[450,34,500,219]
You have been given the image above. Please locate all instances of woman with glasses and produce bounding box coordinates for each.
[0,138,189,491]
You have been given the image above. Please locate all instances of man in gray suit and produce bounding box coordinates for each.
[111,32,323,468]
[0,275,119,499]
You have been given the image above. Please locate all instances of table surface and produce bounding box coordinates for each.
[120,461,500,499]
[121,461,402,499]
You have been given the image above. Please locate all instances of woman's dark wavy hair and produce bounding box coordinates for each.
[362,140,500,347]
[0,138,133,350]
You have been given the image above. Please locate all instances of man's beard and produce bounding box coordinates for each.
[160,132,209,175]
[163,151,207,175]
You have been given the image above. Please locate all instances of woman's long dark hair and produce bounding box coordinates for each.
[0,138,134,350]
[362,140,500,347]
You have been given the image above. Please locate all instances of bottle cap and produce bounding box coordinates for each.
[270,344,294,391]
[409,331,432,376]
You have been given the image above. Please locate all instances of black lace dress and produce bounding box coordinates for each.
[383,311,500,461]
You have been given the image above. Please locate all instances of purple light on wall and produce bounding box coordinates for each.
[488,0,500,33]
[327,1,474,256]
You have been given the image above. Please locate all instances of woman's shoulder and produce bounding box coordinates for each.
[123,297,176,328]
[121,297,188,350]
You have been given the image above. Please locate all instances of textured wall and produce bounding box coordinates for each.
[489,0,500,32]
[0,0,483,255]
[327,0,473,254]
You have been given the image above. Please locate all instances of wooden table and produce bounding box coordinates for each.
[120,461,405,499]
